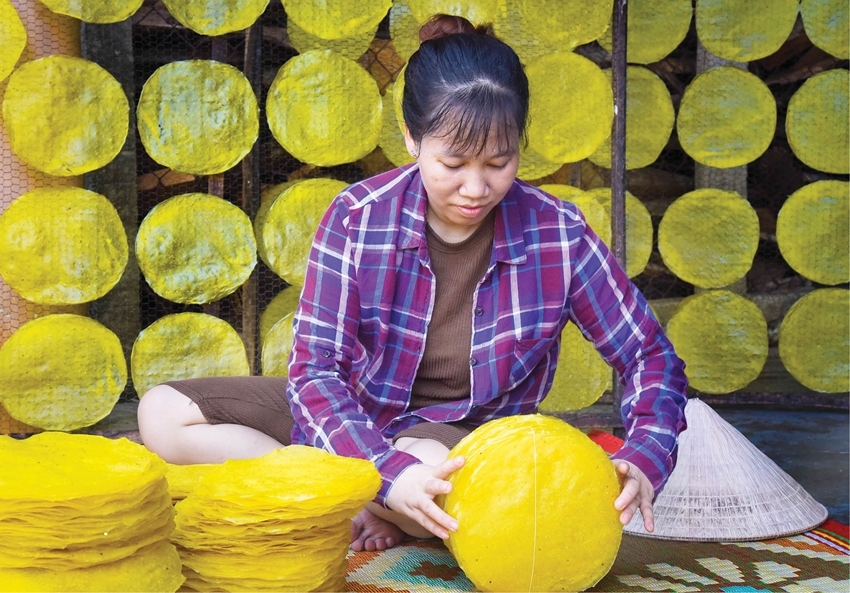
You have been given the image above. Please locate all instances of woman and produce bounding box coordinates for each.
[138,14,688,553]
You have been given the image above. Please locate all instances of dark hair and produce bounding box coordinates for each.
[402,14,529,155]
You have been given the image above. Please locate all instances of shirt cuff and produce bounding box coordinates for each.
[372,448,422,507]
[610,435,677,497]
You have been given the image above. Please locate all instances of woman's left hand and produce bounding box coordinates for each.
[613,460,655,532]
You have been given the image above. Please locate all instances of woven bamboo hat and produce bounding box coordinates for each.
[624,398,828,542]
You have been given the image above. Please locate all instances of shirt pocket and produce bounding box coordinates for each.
[506,337,555,390]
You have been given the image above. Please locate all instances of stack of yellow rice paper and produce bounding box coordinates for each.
[165,462,216,503]
[0,433,183,592]
[173,445,381,592]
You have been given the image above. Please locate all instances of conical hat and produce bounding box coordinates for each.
[625,398,827,541]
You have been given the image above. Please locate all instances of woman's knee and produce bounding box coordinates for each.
[137,385,205,455]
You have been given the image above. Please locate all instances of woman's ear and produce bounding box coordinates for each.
[403,125,419,158]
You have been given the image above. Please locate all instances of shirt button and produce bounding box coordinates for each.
[322,349,332,358]
[469,357,477,366]
[475,307,484,316]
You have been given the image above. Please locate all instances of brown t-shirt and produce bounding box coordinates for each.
[409,212,495,410]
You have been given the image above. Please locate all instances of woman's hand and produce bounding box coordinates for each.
[613,460,655,532]
[385,456,465,539]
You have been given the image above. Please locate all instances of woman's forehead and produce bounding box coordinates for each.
[427,118,519,156]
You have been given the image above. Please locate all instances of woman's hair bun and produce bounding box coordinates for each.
[418,13,494,43]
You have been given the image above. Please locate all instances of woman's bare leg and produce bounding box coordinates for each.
[350,437,450,551]
[137,385,284,464]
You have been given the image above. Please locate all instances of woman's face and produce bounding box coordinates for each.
[405,126,519,243]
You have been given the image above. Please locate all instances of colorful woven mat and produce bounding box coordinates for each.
[346,520,849,592]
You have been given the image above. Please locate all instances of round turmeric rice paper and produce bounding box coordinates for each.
[589,66,675,170]
[131,313,250,398]
[516,0,612,51]
[492,0,560,65]
[406,0,498,25]
[162,0,268,36]
[288,19,377,60]
[696,0,798,62]
[259,286,301,346]
[666,290,768,394]
[539,323,611,412]
[539,184,612,245]
[0,187,128,305]
[589,188,652,278]
[598,0,692,64]
[258,178,348,286]
[136,193,256,304]
[255,181,298,269]
[137,60,259,175]
[777,181,849,286]
[801,0,849,59]
[779,288,850,394]
[526,52,613,164]
[37,0,143,23]
[785,69,849,175]
[282,0,390,40]
[677,66,776,169]
[379,86,415,167]
[0,0,26,83]
[658,189,759,289]
[389,1,419,62]
[261,313,295,377]
[517,145,562,181]
[0,315,126,431]
[266,50,382,166]
[2,56,129,176]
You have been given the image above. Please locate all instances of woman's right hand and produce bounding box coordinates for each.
[385,456,465,539]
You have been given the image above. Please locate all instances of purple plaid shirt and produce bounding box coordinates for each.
[287,164,688,505]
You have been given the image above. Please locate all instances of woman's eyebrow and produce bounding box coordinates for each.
[438,148,516,158]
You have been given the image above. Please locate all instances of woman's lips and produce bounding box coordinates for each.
[456,204,485,217]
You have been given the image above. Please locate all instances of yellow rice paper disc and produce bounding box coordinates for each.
[2,55,129,176]
[255,181,297,268]
[282,0,390,40]
[517,144,562,181]
[288,19,377,60]
[677,66,776,169]
[801,0,849,59]
[785,69,849,175]
[0,315,126,431]
[527,52,614,163]
[259,178,348,285]
[406,0,498,25]
[492,0,561,65]
[539,323,611,412]
[162,0,268,36]
[261,313,294,377]
[166,463,216,502]
[439,415,622,592]
[696,0,799,62]
[540,184,612,245]
[777,181,849,286]
[589,188,652,277]
[666,290,768,394]
[131,313,249,397]
[260,286,301,345]
[517,0,612,51]
[0,0,26,83]
[389,1,419,63]
[137,60,259,175]
[779,288,850,394]
[136,193,256,304]
[380,86,415,167]
[267,50,382,166]
[38,0,143,23]
[659,189,759,289]
[598,0,692,64]
[589,66,675,170]
[0,187,128,305]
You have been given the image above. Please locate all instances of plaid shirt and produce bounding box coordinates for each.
[287,164,688,505]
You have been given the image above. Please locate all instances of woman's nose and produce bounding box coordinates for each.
[460,171,489,199]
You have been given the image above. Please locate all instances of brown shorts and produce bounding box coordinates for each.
[164,376,475,451]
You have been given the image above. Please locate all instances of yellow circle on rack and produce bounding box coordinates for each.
[261,313,295,377]
[589,188,652,278]
[255,181,298,269]
[137,60,259,175]
[540,184,612,245]
[801,0,849,59]
[696,0,799,62]
[517,0,612,50]
[598,0,692,64]
[779,288,849,394]
[289,19,377,60]
[667,290,768,394]
[777,181,849,286]
[131,313,250,398]
[2,55,129,177]
[389,1,420,62]
[0,315,126,431]
[677,66,776,169]
[259,178,348,285]
[517,145,562,181]
[659,189,759,289]
[267,50,382,166]
[527,52,613,164]
[406,0,498,25]
[162,0,268,36]
[282,0,390,40]
[260,286,302,345]
[539,324,611,412]
[0,187,128,305]
[380,86,415,167]
[38,0,143,23]
[136,193,257,305]
[493,0,561,65]
[786,69,849,175]
[0,0,26,83]
[589,66,675,170]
